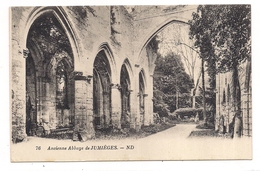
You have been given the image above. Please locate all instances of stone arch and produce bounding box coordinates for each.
[121,58,134,87]
[120,59,133,128]
[41,51,74,130]
[55,57,74,127]
[93,68,104,129]
[93,47,114,129]
[135,18,191,126]
[139,69,147,91]
[137,19,189,61]
[24,8,77,132]
[23,6,80,69]
[27,38,44,67]
[95,42,117,83]
[46,51,74,81]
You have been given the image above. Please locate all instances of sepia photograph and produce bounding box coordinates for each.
[10,4,253,162]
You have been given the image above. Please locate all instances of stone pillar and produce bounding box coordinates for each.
[111,83,121,129]
[129,90,136,129]
[147,95,154,125]
[11,42,27,142]
[41,78,57,130]
[135,92,141,131]
[143,74,154,126]
[36,76,43,124]
[149,74,154,124]
[103,91,111,127]
[50,82,57,129]
[143,94,149,126]
[215,74,221,131]
[74,72,95,140]
[226,103,230,133]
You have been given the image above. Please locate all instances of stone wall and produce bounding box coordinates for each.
[215,60,252,137]
[11,5,196,142]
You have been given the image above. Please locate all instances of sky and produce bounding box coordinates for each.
[156,23,202,88]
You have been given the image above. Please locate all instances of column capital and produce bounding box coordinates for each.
[125,90,133,96]
[23,48,30,58]
[110,83,121,90]
[73,71,93,83]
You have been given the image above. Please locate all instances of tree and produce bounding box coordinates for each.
[157,23,201,108]
[189,5,251,137]
[153,52,194,115]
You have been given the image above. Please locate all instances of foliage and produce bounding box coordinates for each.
[28,14,72,57]
[154,52,193,94]
[153,52,194,115]
[153,89,169,117]
[172,108,203,119]
[189,5,251,136]
[189,5,251,73]
[195,122,215,129]
[195,85,216,124]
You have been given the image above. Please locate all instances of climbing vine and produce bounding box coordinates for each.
[110,6,121,47]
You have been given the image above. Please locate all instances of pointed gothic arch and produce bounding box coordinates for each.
[93,49,113,129]
[139,69,147,125]
[120,59,133,128]
[25,10,76,133]
[24,7,80,69]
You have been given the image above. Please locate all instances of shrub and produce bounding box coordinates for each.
[168,114,177,120]
[196,122,215,129]
[173,108,203,120]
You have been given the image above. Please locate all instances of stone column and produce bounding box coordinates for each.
[215,74,221,131]
[74,72,95,140]
[226,102,230,133]
[129,90,136,129]
[36,76,43,124]
[11,43,27,142]
[143,94,149,126]
[135,92,141,131]
[149,74,154,124]
[40,77,56,130]
[103,91,111,127]
[50,82,57,129]
[111,83,122,129]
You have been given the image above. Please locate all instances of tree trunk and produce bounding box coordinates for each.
[193,71,202,108]
[176,90,179,109]
[201,58,207,124]
[232,62,242,138]
[192,92,196,108]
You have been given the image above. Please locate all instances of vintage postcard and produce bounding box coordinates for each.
[10,5,252,162]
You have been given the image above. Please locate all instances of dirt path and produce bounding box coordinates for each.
[139,123,197,141]
[10,124,251,161]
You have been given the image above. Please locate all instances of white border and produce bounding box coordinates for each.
[1,0,259,171]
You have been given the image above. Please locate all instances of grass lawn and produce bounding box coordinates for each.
[43,121,176,141]
[188,121,232,138]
